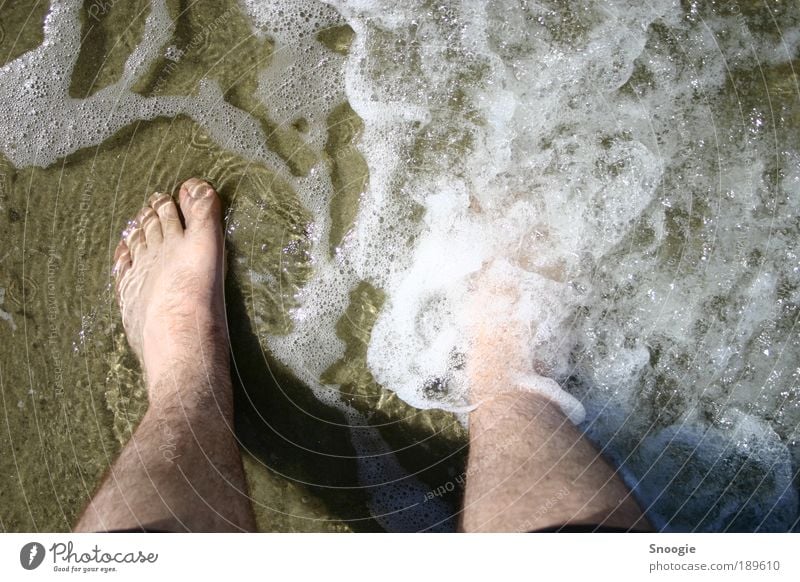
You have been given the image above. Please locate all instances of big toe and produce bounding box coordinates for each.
[178,178,222,234]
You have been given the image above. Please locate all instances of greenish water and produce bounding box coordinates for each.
[0,0,465,532]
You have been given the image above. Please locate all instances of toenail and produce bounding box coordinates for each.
[126,228,143,246]
[149,192,169,205]
[188,182,212,199]
[136,207,154,222]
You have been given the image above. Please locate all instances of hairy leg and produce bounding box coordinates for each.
[459,265,651,532]
[460,391,651,532]
[75,179,255,532]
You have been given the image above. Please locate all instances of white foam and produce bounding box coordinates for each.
[0,0,283,171]
[313,0,800,528]
[240,0,348,148]
[308,0,671,417]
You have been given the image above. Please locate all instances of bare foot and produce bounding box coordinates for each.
[465,260,585,423]
[74,179,255,533]
[465,263,531,402]
[112,178,228,404]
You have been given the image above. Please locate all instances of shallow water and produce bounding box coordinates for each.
[0,0,799,532]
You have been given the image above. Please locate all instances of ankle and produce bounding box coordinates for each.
[145,363,233,414]
[470,390,564,431]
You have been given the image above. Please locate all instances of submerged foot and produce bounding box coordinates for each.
[113,178,228,402]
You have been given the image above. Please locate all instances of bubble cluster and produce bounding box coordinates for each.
[241,0,350,148]
[291,0,799,529]
[0,0,275,169]
[307,0,673,415]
